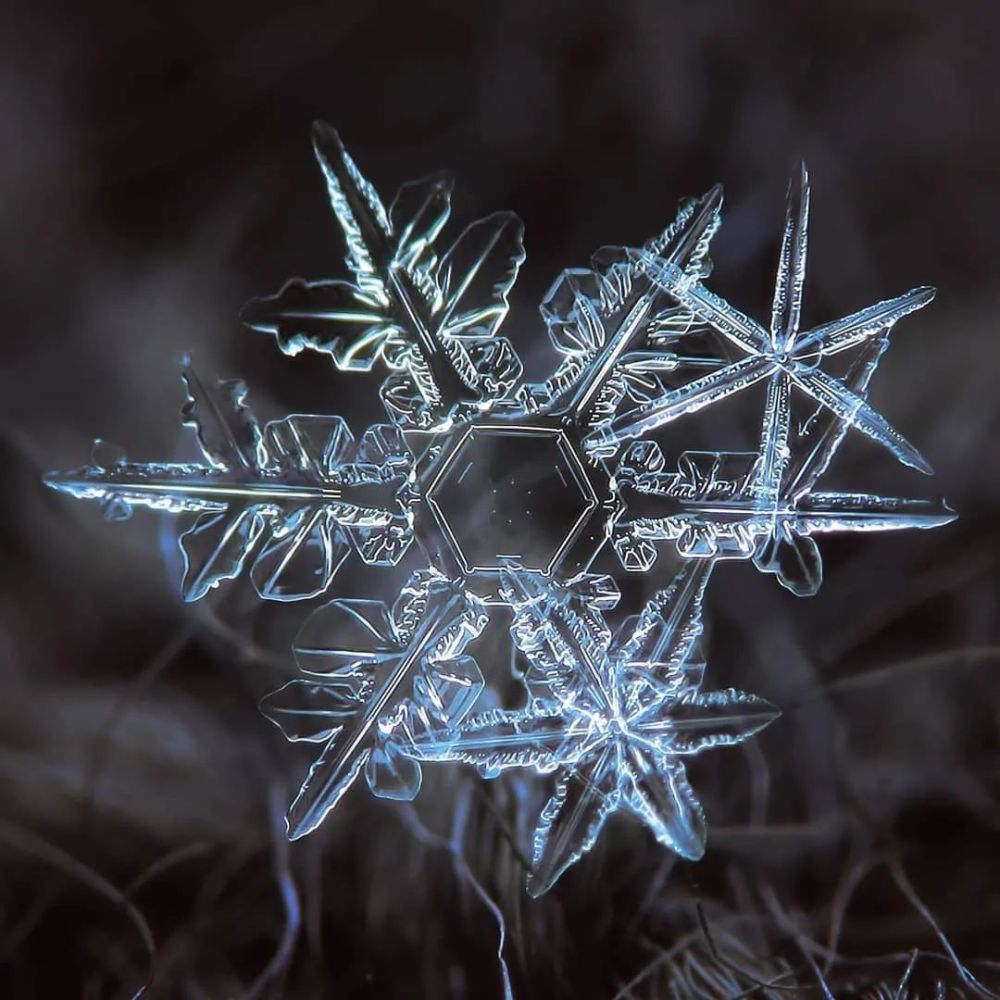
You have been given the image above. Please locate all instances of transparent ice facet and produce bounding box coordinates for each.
[425,424,598,574]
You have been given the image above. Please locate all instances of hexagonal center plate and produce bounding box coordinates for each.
[427,425,598,575]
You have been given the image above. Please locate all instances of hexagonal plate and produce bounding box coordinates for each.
[426,424,598,576]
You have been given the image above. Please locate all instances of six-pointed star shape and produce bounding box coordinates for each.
[404,564,779,894]
[42,125,953,893]
[587,165,935,482]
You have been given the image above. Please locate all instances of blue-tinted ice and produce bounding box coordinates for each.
[44,126,952,890]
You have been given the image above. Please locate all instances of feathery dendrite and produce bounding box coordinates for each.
[45,125,951,892]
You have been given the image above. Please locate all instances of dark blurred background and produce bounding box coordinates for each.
[2,1,1000,997]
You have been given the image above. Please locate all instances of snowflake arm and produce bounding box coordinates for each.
[783,334,887,497]
[615,559,713,681]
[500,568,620,707]
[631,687,780,753]
[529,743,622,896]
[757,166,809,503]
[525,185,725,430]
[262,570,487,839]
[612,438,954,588]
[786,363,931,474]
[586,353,774,456]
[242,123,525,430]
[45,366,413,600]
[622,753,707,862]
[771,163,811,352]
[794,286,935,359]
[401,702,593,774]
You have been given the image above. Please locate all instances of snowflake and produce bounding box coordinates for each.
[45,124,952,894]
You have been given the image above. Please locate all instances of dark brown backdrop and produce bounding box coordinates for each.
[2,1,999,996]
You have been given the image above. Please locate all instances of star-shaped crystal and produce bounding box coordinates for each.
[585,165,935,479]
[597,166,952,592]
[403,563,778,894]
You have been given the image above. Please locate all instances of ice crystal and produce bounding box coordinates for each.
[45,124,953,892]
[405,563,778,894]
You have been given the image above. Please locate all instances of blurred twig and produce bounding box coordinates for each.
[0,818,155,998]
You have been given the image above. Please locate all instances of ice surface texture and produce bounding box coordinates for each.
[45,124,952,893]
